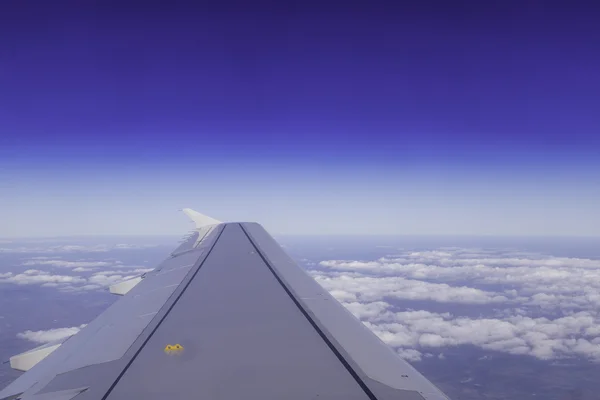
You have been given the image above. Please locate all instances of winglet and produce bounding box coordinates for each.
[182,208,221,229]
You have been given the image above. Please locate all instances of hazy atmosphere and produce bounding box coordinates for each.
[1,2,599,237]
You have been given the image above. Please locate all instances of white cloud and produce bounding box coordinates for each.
[76,284,104,291]
[17,324,87,344]
[113,244,156,250]
[91,268,153,276]
[0,272,86,285]
[316,248,600,363]
[59,284,104,292]
[0,243,157,254]
[396,348,424,362]
[343,301,390,319]
[23,269,43,274]
[319,252,600,310]
[351,304,600,362]
[312,272,511,304]
[18,258,149,278]
[88,274,137,287]
[0,263,149,291]
[0,245,109,253]
[22,260,114,268]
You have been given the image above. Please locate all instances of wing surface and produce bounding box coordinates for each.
[0,211,450,400]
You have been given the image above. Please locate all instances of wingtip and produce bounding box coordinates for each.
[182,208,221,229]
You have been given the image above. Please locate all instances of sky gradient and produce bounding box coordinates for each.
[1,2,599,236]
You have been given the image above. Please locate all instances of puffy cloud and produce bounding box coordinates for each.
[87,273,137,287]
[17,324,87,344]
[73,267,95,272]
[397,348,424,362]
[0,272,86,285]
[22,260,113,268]
[0,268,142,290]
[315,247,600,363]
[87,274,122,285]
[312,272,511,304]
[19,258,150,276]
[319,251,600,310]
[59,284,104,292]
[350,304,600,362]
[343,301,390,319]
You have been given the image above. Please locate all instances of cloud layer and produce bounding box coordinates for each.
[347,302,600,362]
[0,243,157,254]
[320,250,600,311]
[5,242,600,365]
[0,257,153,291]
[313,273,511,304]
[316,248,600,362]
[22,260,114,268]
[0,270,86,286]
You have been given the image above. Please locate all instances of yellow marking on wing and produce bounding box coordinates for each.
[164,344,184,354]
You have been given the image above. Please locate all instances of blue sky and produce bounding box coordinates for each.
[1,2,598,236]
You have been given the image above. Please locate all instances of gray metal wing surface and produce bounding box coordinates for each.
[0,210,451,400]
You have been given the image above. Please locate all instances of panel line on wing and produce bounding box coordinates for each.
[239,224,379,400]
[98,224,227,400]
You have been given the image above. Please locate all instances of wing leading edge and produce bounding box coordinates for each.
[1,210,450,400]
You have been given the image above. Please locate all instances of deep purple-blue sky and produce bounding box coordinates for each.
[1,2,599,236]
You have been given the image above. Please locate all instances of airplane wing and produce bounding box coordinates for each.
[1,210,451,400]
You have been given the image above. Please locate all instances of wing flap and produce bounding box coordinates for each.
[9,342,63,372]
[109,276,144,296]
